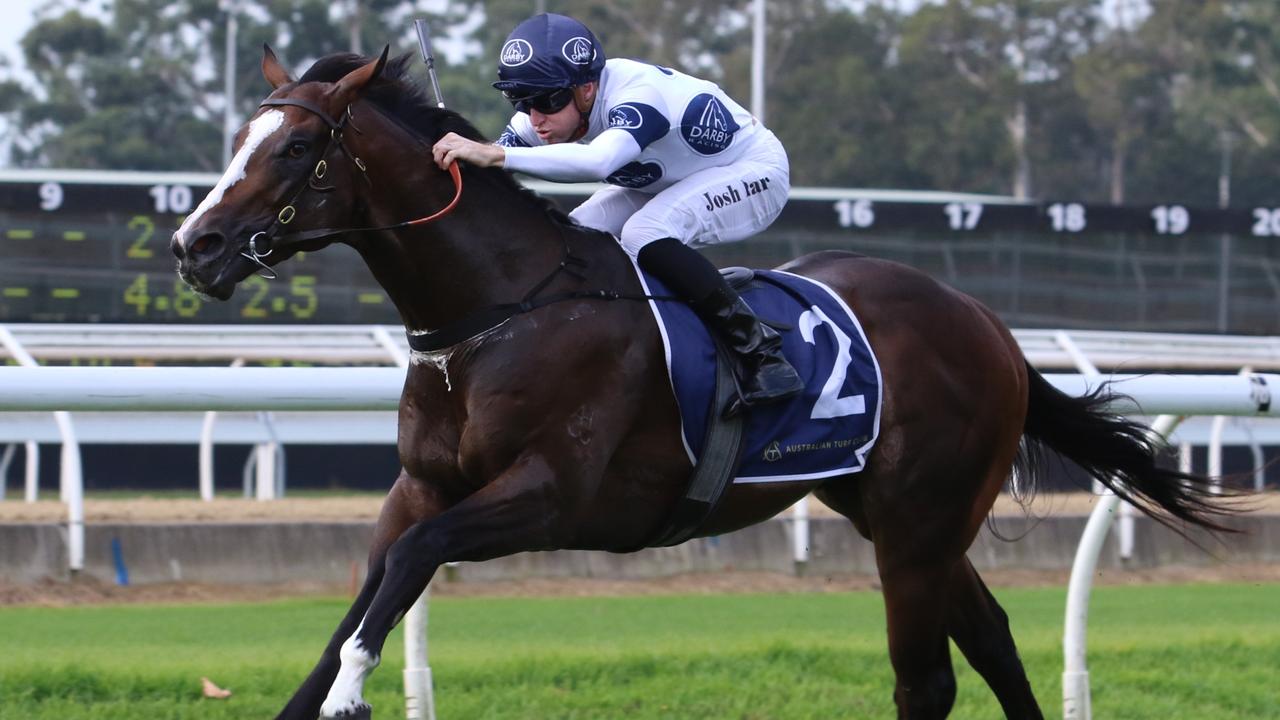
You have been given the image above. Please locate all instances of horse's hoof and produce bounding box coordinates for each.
[319,704,372,720]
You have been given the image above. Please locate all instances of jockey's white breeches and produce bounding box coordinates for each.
[568,129,790,258]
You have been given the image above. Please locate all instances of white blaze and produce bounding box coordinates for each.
[175,110,287,247]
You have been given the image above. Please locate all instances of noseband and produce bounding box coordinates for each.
[241,96,463,278]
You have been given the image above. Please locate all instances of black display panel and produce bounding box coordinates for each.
[781,196,1271,236]
[3,173,1276,324]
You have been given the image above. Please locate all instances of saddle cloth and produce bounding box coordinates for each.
[634,264,883,483]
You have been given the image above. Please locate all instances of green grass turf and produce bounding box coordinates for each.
[1,583,1276,719]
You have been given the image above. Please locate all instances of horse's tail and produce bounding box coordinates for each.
[1018,361,1239,533]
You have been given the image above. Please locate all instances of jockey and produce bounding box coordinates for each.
[432,13,803,414]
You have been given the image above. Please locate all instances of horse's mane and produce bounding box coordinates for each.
[298,52,575,226]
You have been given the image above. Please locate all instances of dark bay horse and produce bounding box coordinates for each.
[170,48,1234,720]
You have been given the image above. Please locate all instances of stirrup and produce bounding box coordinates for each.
[723,365,804,418]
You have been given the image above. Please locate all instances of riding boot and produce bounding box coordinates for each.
[691,285,805,414]
[636,237,804,416]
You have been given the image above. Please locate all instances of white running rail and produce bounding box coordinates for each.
[1,352,1277,720]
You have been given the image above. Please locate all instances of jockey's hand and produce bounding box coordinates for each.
[432,132,505,170]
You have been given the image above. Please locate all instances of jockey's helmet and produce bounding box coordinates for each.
[493,13,605,100]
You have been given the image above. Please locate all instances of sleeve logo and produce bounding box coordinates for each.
[496,125,531,148]
[608,104,644,130]
[606,160,664,188]
[500,39,534,66]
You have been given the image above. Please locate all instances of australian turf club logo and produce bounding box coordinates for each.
[501,39,533,66]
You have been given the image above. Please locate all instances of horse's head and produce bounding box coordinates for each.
[171,45,388,300]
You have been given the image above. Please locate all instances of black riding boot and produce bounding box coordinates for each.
[691,285,804,412]
[637,238,804,415]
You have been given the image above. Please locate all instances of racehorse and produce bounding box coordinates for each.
[170,47,1235,720]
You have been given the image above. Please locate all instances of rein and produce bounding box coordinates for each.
[247,93,672,352]
[240,96,462,278]
[406,230,669,353]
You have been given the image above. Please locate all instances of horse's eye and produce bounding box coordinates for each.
[286,142,309,159]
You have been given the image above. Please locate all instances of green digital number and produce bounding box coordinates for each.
[123,274,150,315]
[126,216,155,259]
[241,275,269,318]
[173,279,200,318]
[289,276,318,319]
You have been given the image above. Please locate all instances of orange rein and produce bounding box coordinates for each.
[404,161,463,227]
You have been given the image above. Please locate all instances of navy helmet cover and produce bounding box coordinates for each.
[493,13,606,96]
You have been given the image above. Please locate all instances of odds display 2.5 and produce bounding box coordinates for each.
[0,177,400,324]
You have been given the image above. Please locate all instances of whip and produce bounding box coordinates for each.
[413,19,446,109]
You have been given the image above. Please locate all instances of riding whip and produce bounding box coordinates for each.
[413,19,447,109]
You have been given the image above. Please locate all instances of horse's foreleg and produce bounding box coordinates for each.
[276,473,442,720]
[318,453,568,719]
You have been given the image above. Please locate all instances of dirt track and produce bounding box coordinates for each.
[5,564,1280,608]
[2,492,1276,524]
[3,492,1276,606]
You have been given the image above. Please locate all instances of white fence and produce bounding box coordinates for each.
[2,365,1278,720]
[4,324,1280,507]
[3,326,1280,720]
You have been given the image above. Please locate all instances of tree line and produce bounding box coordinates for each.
[1,0,1277,207]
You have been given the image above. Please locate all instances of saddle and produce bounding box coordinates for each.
[642,266,882,547]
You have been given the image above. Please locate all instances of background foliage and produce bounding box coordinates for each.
[2,0,1278,205]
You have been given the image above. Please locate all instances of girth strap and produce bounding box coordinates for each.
[648,341,747,547]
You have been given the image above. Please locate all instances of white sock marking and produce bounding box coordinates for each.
[175,109,287,248]
[321,620,380,717]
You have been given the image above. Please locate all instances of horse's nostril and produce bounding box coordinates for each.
[189,233,223,257]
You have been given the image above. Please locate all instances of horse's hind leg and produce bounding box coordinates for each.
[819,460,1040,718]
[818,479,962,718]
[946,558,1043,719]
[877,544,962,717]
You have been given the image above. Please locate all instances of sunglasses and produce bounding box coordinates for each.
[504,87,576,115]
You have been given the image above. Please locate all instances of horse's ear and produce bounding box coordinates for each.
[262,44,293,89]
[331,45,389,106]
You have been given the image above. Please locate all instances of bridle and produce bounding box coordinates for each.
[240,96,463,278]
[243,92,669,354]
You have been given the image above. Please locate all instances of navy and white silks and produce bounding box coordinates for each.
[496,58,791,256]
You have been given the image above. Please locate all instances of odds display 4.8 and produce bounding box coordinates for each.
[0,174,399,324]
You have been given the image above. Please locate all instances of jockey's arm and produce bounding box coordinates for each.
[501,129,640,182]
[432,129,641,183]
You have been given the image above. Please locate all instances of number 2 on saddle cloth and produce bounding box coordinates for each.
[636,266,884,483]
